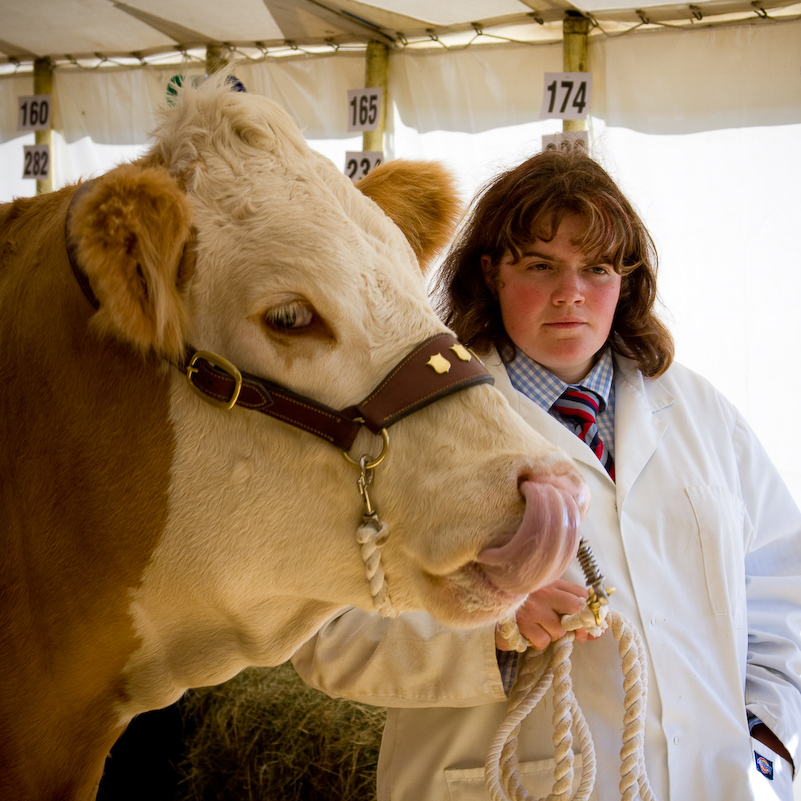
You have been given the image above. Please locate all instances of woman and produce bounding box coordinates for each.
[293,147,801,800]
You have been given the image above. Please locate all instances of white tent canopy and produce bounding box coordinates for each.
[1,0,797,63]
[1,2,800,510]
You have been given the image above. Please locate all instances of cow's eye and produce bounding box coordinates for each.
[264,301,314,331]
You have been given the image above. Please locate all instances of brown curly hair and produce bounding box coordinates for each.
[433,147,674,378]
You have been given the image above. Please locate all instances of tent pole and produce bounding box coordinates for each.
[206,45,228,75]
[34,58,53,195]
[562,12,589,134]
[363,41,388,153]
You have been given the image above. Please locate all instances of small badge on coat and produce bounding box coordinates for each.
[754,751,774,780]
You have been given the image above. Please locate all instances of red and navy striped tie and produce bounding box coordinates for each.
[552,388,615,480]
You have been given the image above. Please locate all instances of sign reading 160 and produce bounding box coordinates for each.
[18,95,52,132]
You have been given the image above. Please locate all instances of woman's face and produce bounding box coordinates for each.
[482,213,622,384]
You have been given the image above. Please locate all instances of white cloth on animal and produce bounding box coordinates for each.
[293,348,801,801]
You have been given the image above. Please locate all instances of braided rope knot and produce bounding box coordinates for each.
[560,599,609,638]
[498,615,532,653]
[356,518,397,618]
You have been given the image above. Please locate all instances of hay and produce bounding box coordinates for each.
[177,663,385,801]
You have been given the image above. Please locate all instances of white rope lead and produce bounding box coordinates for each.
[356,518,397,619]
[486,607,656,801]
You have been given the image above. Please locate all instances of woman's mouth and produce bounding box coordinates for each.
[547,319,585,329]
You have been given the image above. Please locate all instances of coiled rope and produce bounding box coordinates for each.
[486,606,657,801]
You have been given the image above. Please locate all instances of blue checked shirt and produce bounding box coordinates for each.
[497,347,616,690]
[506,347,616,461]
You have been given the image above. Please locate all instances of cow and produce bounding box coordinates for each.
[0,76,588,801]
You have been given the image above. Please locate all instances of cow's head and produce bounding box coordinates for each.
[62,78,588,709]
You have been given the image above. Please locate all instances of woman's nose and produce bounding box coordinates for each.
[553,271,584,305]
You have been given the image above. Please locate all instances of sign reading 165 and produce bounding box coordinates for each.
[347,88,382,132]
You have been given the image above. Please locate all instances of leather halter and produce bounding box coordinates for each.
[65,184,493,453]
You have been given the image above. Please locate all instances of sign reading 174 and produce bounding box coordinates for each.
[540,73,593,121]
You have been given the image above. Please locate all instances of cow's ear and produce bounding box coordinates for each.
[70,164,192,359]
[355,161,462,275]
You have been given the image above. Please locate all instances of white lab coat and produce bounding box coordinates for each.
[293,351,801,800]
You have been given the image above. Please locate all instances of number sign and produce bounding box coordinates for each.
[347,88,382,132]
[18,95,52,132]
[22,144,50,180]
[540,73,592,121]
[541,131,589,152]
[345,151,383,181]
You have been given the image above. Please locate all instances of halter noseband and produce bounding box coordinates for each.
[65,182,494,454]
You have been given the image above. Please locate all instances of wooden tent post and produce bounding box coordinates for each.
[34,58,53,195]
[562,12,589,134]
[363,40,388,153]
[206,44,227,74]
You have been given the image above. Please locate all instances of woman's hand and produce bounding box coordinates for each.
[496,579,597,651]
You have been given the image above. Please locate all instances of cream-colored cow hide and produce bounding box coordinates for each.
[0,77,587,801]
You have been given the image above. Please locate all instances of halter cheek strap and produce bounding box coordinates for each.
[184,334,492,451]
[65,181,494,452]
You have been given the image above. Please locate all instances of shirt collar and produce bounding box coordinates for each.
[506,348,615,413]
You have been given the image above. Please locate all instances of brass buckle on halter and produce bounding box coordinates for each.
[186,350,243,411]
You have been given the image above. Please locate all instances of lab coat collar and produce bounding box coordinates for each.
[613,355,674,506]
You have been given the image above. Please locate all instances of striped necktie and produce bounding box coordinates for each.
[552,388,615,480]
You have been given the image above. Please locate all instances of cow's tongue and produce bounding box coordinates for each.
[476,481,581,595]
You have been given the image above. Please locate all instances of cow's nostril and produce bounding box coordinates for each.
[516,467,590,520]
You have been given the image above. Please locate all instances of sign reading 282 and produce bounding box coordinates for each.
[540,73,593,121]
[22,144,50,180]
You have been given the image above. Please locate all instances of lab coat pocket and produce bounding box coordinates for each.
[685,485,746,619]
[444,754,596,801]
[749,737,794,801]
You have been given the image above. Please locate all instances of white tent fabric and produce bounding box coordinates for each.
[1,18,800,511]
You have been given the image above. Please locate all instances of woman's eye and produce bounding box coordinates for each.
[264,301,314,331]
